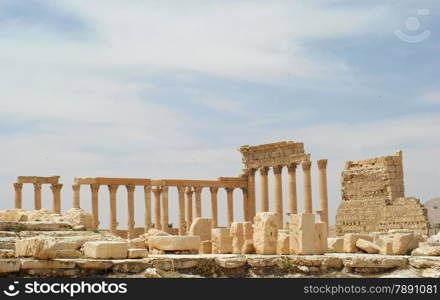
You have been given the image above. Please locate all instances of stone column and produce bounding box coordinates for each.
[161,186,169,231]
[194,187,203,218]
[226,187,234,229]
[152,187,162,231]
[318,159,329,228]
[241,188,248,222]
[210,187,219,228]
[185,187,194,230]
[302,161,313,213]
[90,184,100,229]
[144,185,152,233]
[107,184,119,234]
[273,166,284,229]
[50,183,63,214]
[260,167,269,212]
[126,184,135,240]
[287,163,298,215]
[247,169,256,221]
[34,183,42,210]
[72,184,80,209]
[177,187,186,235]
[13,183,23,209]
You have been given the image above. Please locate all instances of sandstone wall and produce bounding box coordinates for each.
[336,151,428,236]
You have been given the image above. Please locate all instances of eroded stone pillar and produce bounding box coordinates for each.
[161,186,169,231]
[177,186,186,235]
[107,184,119,234]
[90,184,100,229]
[302,161,313,213]
[226,187,234,229]
[248,169,256,221]
[288,163,298,215]
[72,184,80,209]
[210,187,219,228]
[34,183,42,210]
[126,184,135,240]
[318,159,329,228]
[194,187,202,218]
[273,165,284,229]
[260,167,269,212]
[186,187,194,230]
[50,183,63,214]
[144,185,152,233]
[13,183,23,209]
[242,188,249,222]
[152,187,162,231]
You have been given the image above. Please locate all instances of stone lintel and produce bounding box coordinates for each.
[17,176,60,184]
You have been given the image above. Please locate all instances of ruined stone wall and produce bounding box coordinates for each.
[336,152,428,236]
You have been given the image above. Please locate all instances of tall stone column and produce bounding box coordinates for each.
[260,167,269,212]
[210,187,219,228]
[287,163,298,215]
[177,187,186,235]
[241,188,249,222]
[50,183,63,214]
[144,185,152,233]
[161,186,169,231]
[72,184,80,209]
[318,159,329,228]
[90,184,100,229]
[185,187,194,230]
[302,161,313,213]
[107,184,119,234]
[273,166,284,229]
[152,187,162,231]
[226,187,234,229]
[13,183,23,209]
[247,169,256,221]
[126,184,136,240]
[34,183,42,210]
[194,187,203,218]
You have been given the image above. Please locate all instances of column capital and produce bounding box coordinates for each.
[240,187,248,193]
[126,184,136,193]
[317,159,328,169]
[72,184,81,192]
[186,187,194,195]
[248,168,257,175]
[162,186,169,193]
[209,186,219,194]
[107,184,119,193]
[225,187,235,193]
[287,163,298,172]
[13,183,23,191]
[301,161,312,171]
[273,165,283,175]
[152,187,162,195]
[177,186,186,194]
[144,185,152,193]
[260,167,269,176]
[33,183,42,191]
[90,184,100,192]
[50,183,63,192]
[194,186,203,193]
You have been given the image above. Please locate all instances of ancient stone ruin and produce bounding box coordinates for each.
[336,151,429,236]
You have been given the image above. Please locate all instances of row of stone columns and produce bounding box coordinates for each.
[13,182,63,214]
[246,159,329,229]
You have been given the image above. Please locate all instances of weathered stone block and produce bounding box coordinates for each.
[277,230,290,255]
[254,212,278,255]
[128,248,149,259]
[83,241,128,259]
[290,213,315,255]
[343,234,373,253]
[212,228,232,254]
[15,237,58,259]
[356,239,380,254]
[230,222,244,254]
[189,218,212,242]
[314,222,328,255]
[327,237,344,253]
[199,240,212,254]
[149,236,200,252]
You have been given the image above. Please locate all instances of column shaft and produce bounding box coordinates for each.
[126,185,135,240]
[153,188,162,231]
[273,166,284,229]
[34,183,42,210]
[107,185,119,234]
[72,184,80,209]
[318,159,329,228]
[302,161,313,213]
[50,184,63,214]
[194,187,202,218]
[226,188,234,229]
[210,187,219,228]
[288,164,298,215]
[161,186,169,231]
[242,188,248,222]
[185,188,194,230]
[177,187,186,235]
[90,184,100,229]
[247,169,256,221]
[13,183,23,209]
[144,185,152,233]
[260,167,269,212]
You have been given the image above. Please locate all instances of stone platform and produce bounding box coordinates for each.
[1,254,440,278]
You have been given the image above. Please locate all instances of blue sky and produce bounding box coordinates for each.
[0,0,439,229]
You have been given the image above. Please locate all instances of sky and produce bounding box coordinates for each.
[0,0,439,229]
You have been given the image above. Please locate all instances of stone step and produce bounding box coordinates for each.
[0,222,73,232]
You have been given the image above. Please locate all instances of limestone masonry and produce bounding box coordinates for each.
[336,151,428,236]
